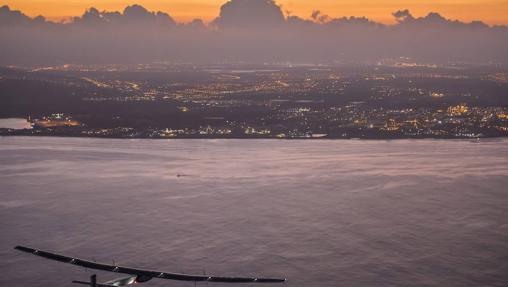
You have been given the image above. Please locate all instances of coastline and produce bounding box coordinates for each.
[1,132,506,141]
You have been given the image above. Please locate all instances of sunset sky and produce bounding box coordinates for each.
[4,0,508,25]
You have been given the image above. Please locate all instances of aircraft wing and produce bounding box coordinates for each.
[14,246,286,283]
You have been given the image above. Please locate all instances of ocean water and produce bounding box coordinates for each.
[1,136,507,287]
[0,118,32,130]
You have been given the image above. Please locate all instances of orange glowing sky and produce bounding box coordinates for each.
[4,0,508,25]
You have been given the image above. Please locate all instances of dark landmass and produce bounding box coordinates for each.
[1,63,508,139]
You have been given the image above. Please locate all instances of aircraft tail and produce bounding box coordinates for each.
[72,274,116,287]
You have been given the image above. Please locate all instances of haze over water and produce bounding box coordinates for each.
[1,137,508,287]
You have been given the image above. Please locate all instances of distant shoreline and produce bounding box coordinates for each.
[2,132,506,141]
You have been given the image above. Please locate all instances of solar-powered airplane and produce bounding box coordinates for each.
[14,246,286,286]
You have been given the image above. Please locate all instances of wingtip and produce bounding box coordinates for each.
[14,245,34,253]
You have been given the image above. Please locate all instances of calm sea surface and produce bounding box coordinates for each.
[1,137,507,287]
[0,118,32,130]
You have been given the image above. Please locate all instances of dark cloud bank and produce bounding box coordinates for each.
[1,0,507,65]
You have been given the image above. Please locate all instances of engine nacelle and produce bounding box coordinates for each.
[135,275,153,283]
